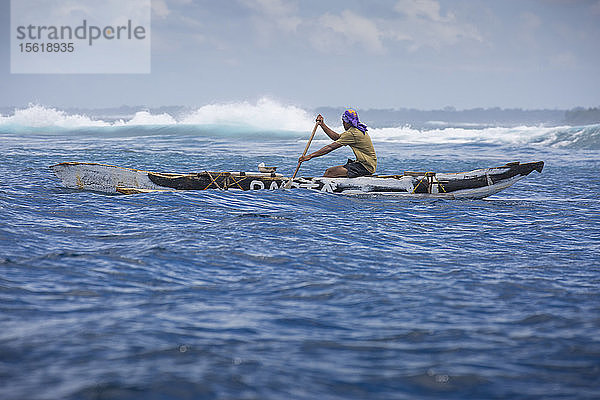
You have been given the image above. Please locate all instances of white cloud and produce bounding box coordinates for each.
[516,12,543,49]
[241,0,301,33]
[245,0,294,18]
[177,15,203,28]
[521,12,542,30]
[20,0,151,27]
[389,0,483,51]
[240,0,482,54]
[153,0,193,18]
[394,0,447,22]
[152,0,171,18]
[55,4,94,18]
[318,10,385,54]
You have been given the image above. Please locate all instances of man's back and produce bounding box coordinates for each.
[336,126,377,174]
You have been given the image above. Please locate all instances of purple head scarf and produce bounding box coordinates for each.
[342,109,368,133]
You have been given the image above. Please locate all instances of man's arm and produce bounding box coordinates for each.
[299,142,342,162]
[316,114,341,141]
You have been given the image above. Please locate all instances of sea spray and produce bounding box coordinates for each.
[1,101,599,149]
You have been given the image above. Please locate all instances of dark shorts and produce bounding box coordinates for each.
[343,159,372,178]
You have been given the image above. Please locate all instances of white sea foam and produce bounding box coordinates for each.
[114,111,177,126]
[369,125,561,146]
[0,104,109,128]
[180,98,314,131]
[0,99,313,131]
[1,101,598,148]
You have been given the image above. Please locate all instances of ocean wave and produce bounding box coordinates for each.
[114,110,177,126]
[0,104,110,128]
[1,102,599,149]
[370,124,600,149]
[178,98,313,131]
[0,99,313,131]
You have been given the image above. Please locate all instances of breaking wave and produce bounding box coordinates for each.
[0,99,313,131]
[371,124,600,149]
[0,104,110,129]
[1,101,599,149]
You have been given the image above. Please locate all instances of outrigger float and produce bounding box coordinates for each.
[50,161,544,199]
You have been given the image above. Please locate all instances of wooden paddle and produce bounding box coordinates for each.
[284,121,319,189]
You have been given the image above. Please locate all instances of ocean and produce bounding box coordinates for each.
[1,101,599,399]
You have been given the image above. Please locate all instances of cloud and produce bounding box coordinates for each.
[521,12,542,30]
[390,0,483,51]
[394,0,447,22]
[152,0,193,19]
[244,0,295,19]
[305,1,483,54]
[19,0,151,28]
[516,12,543,48]
[317,10,385,54]
[152,0,170,18]
[236,0,483,54]
[55,4,95,18]
[241,0,302,33]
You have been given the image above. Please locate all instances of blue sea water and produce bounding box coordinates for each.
[1,105,599,399]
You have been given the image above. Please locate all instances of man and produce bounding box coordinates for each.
[299,109,377,178]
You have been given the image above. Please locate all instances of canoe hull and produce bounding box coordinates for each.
[50,162,164,193]
[50,161,544,199]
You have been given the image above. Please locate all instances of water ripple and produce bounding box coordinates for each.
[1,135,599,399]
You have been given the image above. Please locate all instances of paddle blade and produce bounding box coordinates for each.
[283,179,293,189]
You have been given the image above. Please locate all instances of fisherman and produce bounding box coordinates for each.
[299,109,377,178]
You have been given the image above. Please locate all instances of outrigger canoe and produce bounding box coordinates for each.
[50,161,544,199]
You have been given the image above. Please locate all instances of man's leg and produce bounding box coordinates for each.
[323,165,348,177]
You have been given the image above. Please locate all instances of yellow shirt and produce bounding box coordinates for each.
[335,127,377,173]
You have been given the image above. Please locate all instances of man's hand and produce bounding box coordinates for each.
[299,154,312,162]
[315,114,324,125]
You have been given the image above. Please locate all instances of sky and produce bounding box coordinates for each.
[1,0,599,110]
